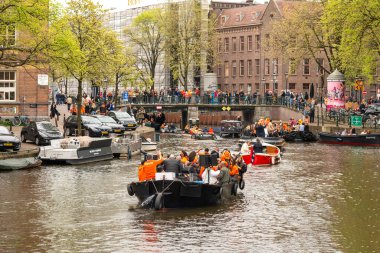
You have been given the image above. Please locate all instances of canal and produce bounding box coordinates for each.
[0,135,379,252]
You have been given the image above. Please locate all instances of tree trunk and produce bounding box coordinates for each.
[77,79,83,136]
[65,78,68,96]
[114,73,119,109]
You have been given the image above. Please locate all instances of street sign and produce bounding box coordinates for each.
[362,90,367,95]
[226,106,231,111]
[351,115,362,127]
[222,106,226,111]
[122,92,128,102]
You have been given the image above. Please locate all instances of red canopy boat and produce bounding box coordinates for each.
[241,143,281,166]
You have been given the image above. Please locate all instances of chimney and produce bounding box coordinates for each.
[246,0,254,4]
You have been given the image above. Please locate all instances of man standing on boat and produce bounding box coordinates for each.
[163,154,183,174]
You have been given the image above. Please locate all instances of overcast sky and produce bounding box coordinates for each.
[56,0,265,11]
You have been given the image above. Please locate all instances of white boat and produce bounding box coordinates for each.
[141,136,157,152]
[39,136,113,165]
[111,133,142,158]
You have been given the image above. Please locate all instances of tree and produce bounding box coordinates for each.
[49,0,120,134]
[125,8,164,90]
[323,0,380,82]
[0,0,50,67]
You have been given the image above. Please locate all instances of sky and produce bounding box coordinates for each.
[56,0,265,11]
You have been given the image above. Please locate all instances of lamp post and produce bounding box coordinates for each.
[285,72,288,106]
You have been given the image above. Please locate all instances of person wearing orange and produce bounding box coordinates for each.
[138,151,163,181]
[229,158,240,178]
[208,127,214,134]
[221,149,231,164]
[179,150,189,164]
[70,104,78,115]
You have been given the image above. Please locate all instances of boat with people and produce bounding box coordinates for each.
[39,136,114,164]
[220,120,242,138]
[239,135,286,149]
[240,140,281,166]
[283,131,318,142]
[127,150,246,210]
[0,148,42,171]
[319,132,380,146]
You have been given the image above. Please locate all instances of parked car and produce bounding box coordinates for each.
[91,115,125,134]
[64,115,112,137]
[107,111,137,130]
[364,103,380,116]
[21,121,63,145]
[0,126,21,151]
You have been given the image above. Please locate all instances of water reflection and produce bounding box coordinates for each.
[0,135,379,252]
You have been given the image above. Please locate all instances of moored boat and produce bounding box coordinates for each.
[191,133,216,140]
[111,133,141,158]
[319,132,380,146]
[39,136,113,164]
[283,131,318,142]
[0,148,42,171]
[141,136,157,152]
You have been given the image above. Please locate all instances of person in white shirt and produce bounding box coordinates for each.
[202,167,220,184]
[299,123,305,132]
[240,141,251,154]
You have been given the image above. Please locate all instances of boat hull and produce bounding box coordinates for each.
[130,180,237,209]
[0,157,42,171]
[283,131,317,142]
[319,132,380,146]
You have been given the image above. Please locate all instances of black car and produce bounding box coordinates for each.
[364,103,380,116]
[0,126,21,151]
[107,111,137,130]
[64,115,112,137]
[91,115,125,134]
[21,121,63,145]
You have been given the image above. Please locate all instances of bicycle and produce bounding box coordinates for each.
[12,115,30,126]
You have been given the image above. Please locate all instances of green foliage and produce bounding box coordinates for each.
[0,0,50,67]
[125,8,164,90]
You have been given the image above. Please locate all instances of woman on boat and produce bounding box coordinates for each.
[180,150,189,164]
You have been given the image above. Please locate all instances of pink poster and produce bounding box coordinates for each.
[327,81,345,110]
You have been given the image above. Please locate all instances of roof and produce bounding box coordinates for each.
[217,3,267,28]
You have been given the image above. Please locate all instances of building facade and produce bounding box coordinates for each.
[214,0,379,99]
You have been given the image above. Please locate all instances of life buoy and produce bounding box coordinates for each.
[154,193,163,210]
[239,179,245,190]
[127,184,134,196]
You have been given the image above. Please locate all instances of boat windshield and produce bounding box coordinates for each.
[37,122,59,131]
[82,116,101,124]
[96,116,116,124]
[0,127,11,135]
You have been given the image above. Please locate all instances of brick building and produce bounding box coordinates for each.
[214,0,379,99]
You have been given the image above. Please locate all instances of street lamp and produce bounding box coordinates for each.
[285,72,288,105]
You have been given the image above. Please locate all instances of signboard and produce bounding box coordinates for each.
[351,115,362,127]
[354,80,364,91]
[362,90,367,95]
[122,91,129,102]
[327,81,345,110]
[38,74,49,86]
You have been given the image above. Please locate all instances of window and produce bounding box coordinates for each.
[265,83,270,90]
[224,83,229,91]
[289,83,296,90]
[224,61,229,77]
[255,59,260,75]
[0,24,16,47]
[232,61,237,77]
[247,60,253,76]
[303,58,310,75]
[0,71,16,101]
[316,58,324,75]
[290,58,296,75]
[217,38,222,53]
[264,58,270,75]
[273,58,278,75]
[239,83,244,92]
[240,36,244,51]
[239,60,244,76]
[232,84,236,92]
[224,38,229,52]
[217,64,222,77]
[232,37,237,52]
[265,34,270,48]
[303,83,310,90]
[247,83,252,94]
[247,35,252,51]
[255,34,260,50]
[255,83,260,92]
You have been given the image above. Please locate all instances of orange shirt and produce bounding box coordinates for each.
[138,158,163,181]
[180,156,188,164]
[229,165,239,176]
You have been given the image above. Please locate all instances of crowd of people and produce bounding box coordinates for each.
[138,148,247,185]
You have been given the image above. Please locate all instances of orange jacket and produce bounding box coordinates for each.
[221,150,231,162]
[229,165,239,176]
[138,158,163,181]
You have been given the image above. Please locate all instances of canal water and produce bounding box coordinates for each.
[0,135,379,252]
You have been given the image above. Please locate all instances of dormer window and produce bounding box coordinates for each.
[221,15,229,24]
[252,11,261,21]
[236,13,244,22]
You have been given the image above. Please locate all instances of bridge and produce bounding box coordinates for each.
[118,102,303,128]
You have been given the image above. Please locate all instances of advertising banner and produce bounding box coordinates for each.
[326,81,345,110]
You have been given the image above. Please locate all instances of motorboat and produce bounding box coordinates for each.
[283,131,318,142]
[319,132,380,147]
[127,173,241,210]
[241,143,281,166]
[191,133,216,140]
[0,148,42,171]
[111,133,141,158]
[39,136,113,164]
[220,120,242,138]
[141,136,157,152]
